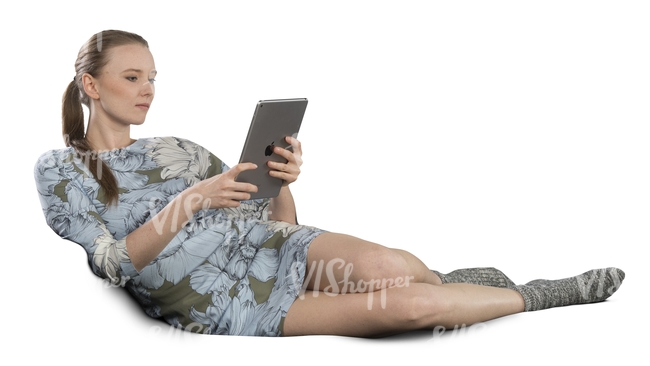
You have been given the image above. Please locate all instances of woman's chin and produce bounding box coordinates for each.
[130,119,147,126]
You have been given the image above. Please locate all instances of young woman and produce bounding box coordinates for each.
[34,30,625,337]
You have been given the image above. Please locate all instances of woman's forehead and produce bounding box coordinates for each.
[104,44,156,73]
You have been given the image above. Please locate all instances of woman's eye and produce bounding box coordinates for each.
[126,76,137,82]
[148,78,156,84]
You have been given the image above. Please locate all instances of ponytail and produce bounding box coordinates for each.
[62,80,84,146]
[61,78,119,206]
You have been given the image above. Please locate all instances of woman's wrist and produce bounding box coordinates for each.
[181,185,208,214]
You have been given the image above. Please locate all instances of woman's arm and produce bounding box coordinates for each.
[127,135,305,270]
[268,186,297,224]
[126,162,259,271]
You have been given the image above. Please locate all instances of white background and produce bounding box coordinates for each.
[2,1,647,364]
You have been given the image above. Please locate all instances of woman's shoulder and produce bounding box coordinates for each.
[140,136,215,160]
[33,146,76,177]
[141,136,209,151]
[35,146,75,163]
[33,147,81,202]
[142,136,225,179]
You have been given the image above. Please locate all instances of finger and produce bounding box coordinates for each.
[267,160,301,177]
[286,136,302,156]
[267,160,287,171]
[273,145,294,162]
[226,162,258,177]
[281,137,302,160]
[269,169,298,184]
[232,181,259,193]
[217,189,254,204]
[227,191,254,201]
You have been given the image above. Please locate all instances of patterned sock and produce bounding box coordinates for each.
[513,267,625,311]
[432,267,516,288]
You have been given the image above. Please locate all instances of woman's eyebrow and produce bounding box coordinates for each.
[121,68,156,73]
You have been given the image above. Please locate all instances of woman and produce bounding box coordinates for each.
[34,30,624,337]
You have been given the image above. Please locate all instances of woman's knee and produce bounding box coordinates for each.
[356,246,413,288]
[305,233,416,292]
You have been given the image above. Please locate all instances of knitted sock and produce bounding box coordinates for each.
[432,267,516,288]
[513,267,625,312]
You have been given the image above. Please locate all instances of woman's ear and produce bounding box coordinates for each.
[82,73,100,100]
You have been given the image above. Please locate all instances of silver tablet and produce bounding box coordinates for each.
[235,98,308,199]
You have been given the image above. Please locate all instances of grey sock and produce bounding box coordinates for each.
[513,267,625,311]
[432,267,516,288]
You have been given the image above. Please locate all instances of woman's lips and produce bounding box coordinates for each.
[136,103,150,110]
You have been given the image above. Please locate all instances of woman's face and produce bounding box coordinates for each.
[88,43,157,127]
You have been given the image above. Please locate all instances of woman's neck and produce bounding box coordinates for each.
[85,120,135,152]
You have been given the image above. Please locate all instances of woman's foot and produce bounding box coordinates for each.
[432,267,517,288]
[513,267,625,311]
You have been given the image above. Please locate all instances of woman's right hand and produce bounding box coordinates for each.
[188,162,259,210]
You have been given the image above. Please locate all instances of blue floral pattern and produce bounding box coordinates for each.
[34,136,325,336]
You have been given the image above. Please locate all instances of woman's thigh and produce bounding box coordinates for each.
[283,284,437,337]
[303,232,431,294]
[283,282,525,337]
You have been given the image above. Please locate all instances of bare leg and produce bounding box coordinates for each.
[285,232,624,337]
[286,231,523,337]
[283,282,525,337]
[303,232,441,293]
[392,248,443,285]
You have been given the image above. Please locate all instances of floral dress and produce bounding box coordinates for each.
[34,136,325,336]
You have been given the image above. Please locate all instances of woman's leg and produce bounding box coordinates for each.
[286,232,625,337]
[283,282,525,337]
[302,232,516,293]
[289,231,524,337]
[303,232,442,294]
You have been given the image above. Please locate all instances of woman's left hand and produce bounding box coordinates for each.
[268,136,302,187]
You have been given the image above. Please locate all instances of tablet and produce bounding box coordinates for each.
[235,98,308,199]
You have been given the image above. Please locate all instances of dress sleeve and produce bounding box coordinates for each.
[34,149,139,285]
